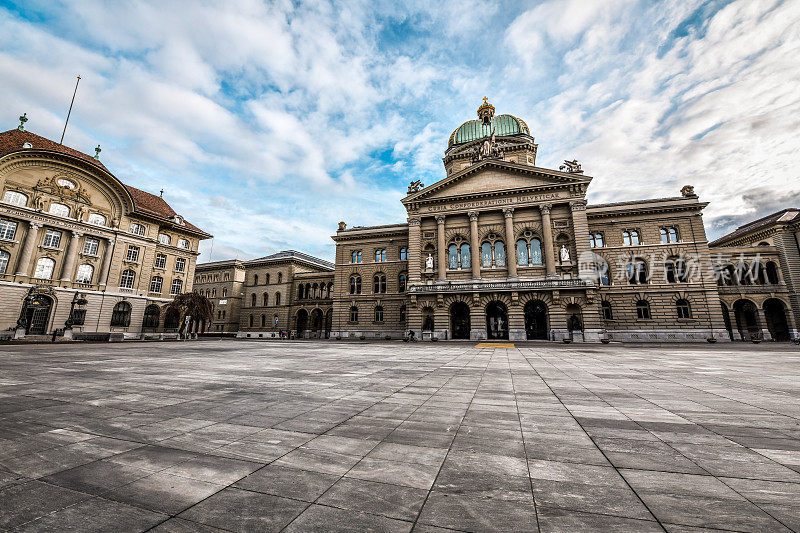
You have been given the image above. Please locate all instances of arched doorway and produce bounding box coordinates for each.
[422,306,435,332]
[143,304,160,330]
[450,302,471,339]
[164,308,180,330]
[296,309,309,338]
[23,294,53,335]
[565,303,583,340]
[524,300,548,340]
[485,301,509,340]
[733,299,760,340]
[310,309,324,338]
[763,299,790,341]
[720,304,733,341]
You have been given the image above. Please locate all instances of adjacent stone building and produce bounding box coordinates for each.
[196,99,798,343]
[0,121,211,339]
[193,259,246,333]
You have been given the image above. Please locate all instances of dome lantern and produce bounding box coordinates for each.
[477,97,495,125]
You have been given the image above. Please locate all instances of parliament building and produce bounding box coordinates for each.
[198,100,799,343]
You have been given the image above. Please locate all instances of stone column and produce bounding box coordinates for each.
[570,200,591,279]
[408,217,421,282]
[98,237,116,287]
[15,222,41,276]
[503,207,517,278]
[436,214,446,280]
[469,211,480,279]
[60,231,83,282]
[539,204,556,277]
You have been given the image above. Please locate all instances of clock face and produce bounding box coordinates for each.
[57,178,76,189]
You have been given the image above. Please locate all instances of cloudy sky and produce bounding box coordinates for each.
[2,0,798,262]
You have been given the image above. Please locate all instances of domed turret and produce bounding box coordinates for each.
[448,98,530,148]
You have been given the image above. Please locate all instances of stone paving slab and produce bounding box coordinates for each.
[0,340,799,531]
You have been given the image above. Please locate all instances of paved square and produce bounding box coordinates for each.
[1,340,799,532]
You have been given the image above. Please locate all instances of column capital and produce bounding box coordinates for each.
[435,214,446,224]
[503,207,514,218]
[408,216,421,226]
[539,204,552,215]
[106,237,116,244]
[71,230,84,238]
[569,200,587,211]
[28,222,42,230]
[468,210,479,222]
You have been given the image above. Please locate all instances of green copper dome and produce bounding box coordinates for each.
[448,99,530,147]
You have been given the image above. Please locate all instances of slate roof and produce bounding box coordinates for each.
[0,128,210,237]
[246,250,334,270]
[709,209,799,246]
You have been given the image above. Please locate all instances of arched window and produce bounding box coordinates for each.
[601,301,613,320]
[400,247,408,261]
[143,304,160,328]
[350,275,361,294]
[0,249,10,275]
[351,250,362,263]
[327,282,333,298]
[735,262,752,285]
[665,257,688,283]
[400,305,406,323]
[626,259,648,284]
[481,233,506,267]
[88,213,106,226]
[373,274,387,293]
[312,283,319,298]
[375,249,386,262]
[254,274,259,285]
[251,293,256,307]
[766,261,780,284]
[495,241,506,267]
[170,278,183,295]
[448,243,458,270]
[262,293,269,306]
[398,273,407,292]
[261,314,266,327]
[274,314,279,326]
[447,237,470,270]
[676,299,692,319]
[349,306,359,322]
[661,227,679,243]
[589,233,604,248]
[298,285,304,299]
[265,273,270,284]
[481,242,492,267]
[374,306,384,322]
[460,243,471,269]
[110,301,132,327]
[222,288,227,297]
[636,300,651,320]
[158,233,171,245]
[623,230,641,246]
[120,269,135,289]
[249,315,254,327]
[516,239,528,266]
[275,292,281,305]
[149,275,163,294]
[2,190,28,206]
[278,272,283,283]
[49,202,70,217]
[34,257,56,279]
[75,264,94,284]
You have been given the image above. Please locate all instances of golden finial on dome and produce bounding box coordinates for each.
[477,97,495,125]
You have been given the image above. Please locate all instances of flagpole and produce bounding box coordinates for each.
[60,75,81,145]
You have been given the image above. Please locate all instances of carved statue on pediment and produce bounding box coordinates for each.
[75,204,87,221]
[472,131,503,163]
[559,159,582,174]
[408,180,425,194]
[33,195,45,211]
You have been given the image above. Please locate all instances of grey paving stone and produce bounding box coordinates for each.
[0,480,92,529]
[417,490,538,532]
[284,503,413,532]
[346,456,440,490]
[178,486,309,532]
[318,477,428,521]
[105,471,224,514]
[161,454,262,484]
[537,506,662,532]
[14,497,166,532]
[234,464,340,501]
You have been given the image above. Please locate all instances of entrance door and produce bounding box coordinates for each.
[486,302,509,340]
[764,299,790,341]
[524,300,548,340]
[450,302,471,339]
[733,300,759,339]
[297,310,309,337]
[25,295,53,334]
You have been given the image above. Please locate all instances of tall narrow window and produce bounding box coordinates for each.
[481,242,492,268]
[636,300,651,319]
[398,273,407,292]
[126,245,140,263]
[530,238,542,265]
[275,292,281,305]
[626,259,648,284]
[263,293,269,306]
[251,293,256,306]
[174,257,186,272]
[516,239,528,266]
[0,250,9,275]
[111,302,132,327]
[373,274,387,293]
[154,253,167,269]
[350,276,361,294]
[676,299,692,319]
[460,243,471,269]
[120,269,135,289]
[601,301,613,320]
[494,241,506,267]
[374,306,384,322]
[399,247,408,261]
[350,306,358,322]
[448,244,458,269]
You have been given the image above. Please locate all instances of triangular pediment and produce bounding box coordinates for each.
[403,159,591,204]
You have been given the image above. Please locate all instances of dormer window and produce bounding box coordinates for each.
[172,215,185,225]
[158,233,171,245]
[177,238,190,250]
[88,213,106,226]
[49,202,70,218]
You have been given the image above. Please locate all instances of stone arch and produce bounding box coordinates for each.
[484,299,509,340]
[478,292,512,308]
[444,229,470,242]
[518,292,554,306]
[478,225,504,240]
[762,298,791,341]
[513,223,543,239]
[732,299,760,340]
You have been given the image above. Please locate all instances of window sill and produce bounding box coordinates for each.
[123,260,140,265]
[80,252,99,258]
[148,291,162,295]
[153,266,166,271]
[0,237,19,244]
[174,271,186,274]
[39,245,62,252]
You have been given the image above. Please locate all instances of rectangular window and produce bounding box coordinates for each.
[0,219,18,240]
[126,245,140,262]
[43,229,62,248]
[175,257,186,272]
[170,278,183,295]
[154,253,167,269]
[83,237,100,256]
[150,276,163,293]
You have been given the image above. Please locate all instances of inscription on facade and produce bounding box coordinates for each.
[423,192,569,213]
